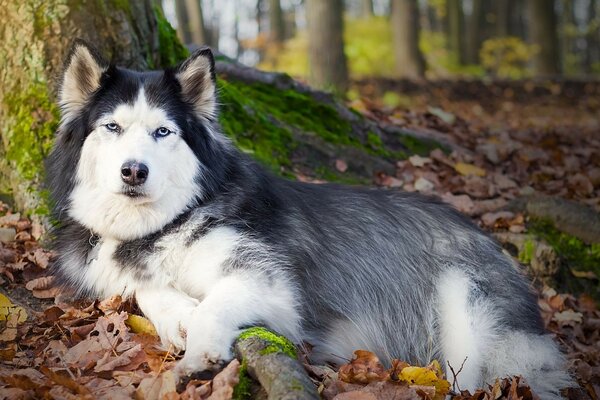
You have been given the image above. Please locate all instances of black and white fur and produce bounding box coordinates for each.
[47,41,572,398]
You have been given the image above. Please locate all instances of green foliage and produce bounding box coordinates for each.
[479,37,536,79]
[262,18,487,80]
[344,17,395,77]
[259,17,396,79]
[419,31,484,78]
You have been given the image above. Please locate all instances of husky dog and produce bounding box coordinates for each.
[47,40,571,398]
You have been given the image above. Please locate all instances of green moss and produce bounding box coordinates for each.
[219,79,356,155]
[233,359,254,400]
[397,133,442,156]
[218,78,437,177]
[1,82,59,200]
[528,218,600,298]
[518,237,536,264]
[154,5,189,67]
[237,327,297,358]
[315,166,371,186]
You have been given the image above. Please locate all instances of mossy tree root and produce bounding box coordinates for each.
[508,195,600,244]
[234,328,318,400]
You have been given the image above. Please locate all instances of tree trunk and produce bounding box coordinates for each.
[268,0,285,44]
[0,0,187,214]
[446,0,466,65]
[361,0,375,17]
[528,0,561,76]
[496,0,510,37]
[465,0,483,64]
[174,0,192,44]
[185,0,208,45]
[306,0,349,94]
[585,0,598,74]
[391,0,425,78]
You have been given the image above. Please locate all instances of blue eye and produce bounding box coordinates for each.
[154,127,173,138]
[105,123,121,133]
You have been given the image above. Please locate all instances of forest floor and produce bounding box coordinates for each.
[0,80,599,399]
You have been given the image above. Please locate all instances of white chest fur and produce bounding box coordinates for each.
[85,225,241,300]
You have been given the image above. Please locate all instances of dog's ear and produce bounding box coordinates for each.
[59,40,107,123]
[176,47,216,120]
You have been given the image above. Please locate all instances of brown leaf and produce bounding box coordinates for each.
[339,350,390,384]
[39,365,91,396]
[336,159,348,173]
[207,359,241,400]
[25,275,55,291]
[136,370,178,400]
[94,343,146,372]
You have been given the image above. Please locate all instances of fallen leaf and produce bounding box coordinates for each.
[136,370,177,400]
[553,309,583,324]
[336,159,348,173]
[126,314,158,336]
[414,177,434,192]
[0,293,27,323]
[339,350,389,384]
[454,163,486,177]
[207,359,241,400]
[396,360,450,400]
[408,155,432,168]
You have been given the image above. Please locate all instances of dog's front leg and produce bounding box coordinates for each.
[175,273,299,375]
[136,286,200,352]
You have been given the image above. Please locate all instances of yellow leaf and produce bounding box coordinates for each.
[398,360,450,400]
[0,293,27,324]
[126,314,158,336]
[454,162,486,177]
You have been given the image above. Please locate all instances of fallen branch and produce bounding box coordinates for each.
[507,195,600,244]
[233,327,318,400]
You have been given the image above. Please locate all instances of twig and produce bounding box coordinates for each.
[447,357,468,393]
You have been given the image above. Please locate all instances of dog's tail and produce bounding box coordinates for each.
[482,332,573,399]
[437,268,574,399]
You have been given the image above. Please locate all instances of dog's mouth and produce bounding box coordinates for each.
[121,186,148,199]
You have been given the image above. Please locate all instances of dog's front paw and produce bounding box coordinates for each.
[175,340,233,377]
[153,307,196,353]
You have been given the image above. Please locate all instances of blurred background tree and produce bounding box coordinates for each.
[163,0,600,83]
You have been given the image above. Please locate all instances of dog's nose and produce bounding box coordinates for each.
[121,161,149,186]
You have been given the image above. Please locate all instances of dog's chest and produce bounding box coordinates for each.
[87,225,241,300]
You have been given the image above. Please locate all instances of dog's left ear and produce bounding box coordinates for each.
[176,47,217,120]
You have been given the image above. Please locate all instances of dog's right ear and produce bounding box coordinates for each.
[59,40,107,123]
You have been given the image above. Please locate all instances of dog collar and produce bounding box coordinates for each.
[88,232,100,247]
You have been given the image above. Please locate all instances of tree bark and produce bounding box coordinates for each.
[465,0,483,64]
[361,0,375,17]
[496,0,510,37]
[390,0,425,78]
[585,0,598,74]
[446,0,466,65]
[185,0,208,45]
[234,329,319,400]
[0,0,186,214]
[268,0,285,44]
[174,0,192,44]
[528,0,561,76]
[306,0,349,94]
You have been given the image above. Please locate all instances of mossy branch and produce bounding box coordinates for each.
[233,327,318,400]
